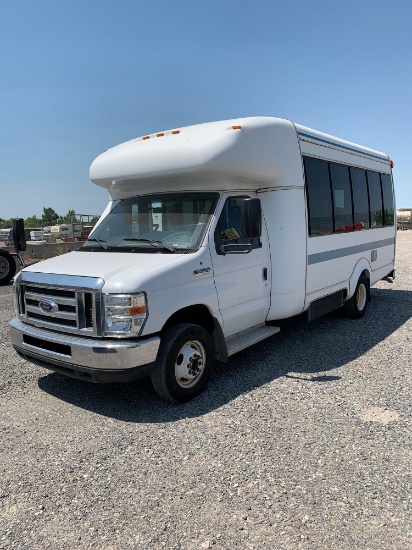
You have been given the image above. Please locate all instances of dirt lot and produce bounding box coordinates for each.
[0,233,411,549]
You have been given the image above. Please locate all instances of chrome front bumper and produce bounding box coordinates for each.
[10,317,160,382]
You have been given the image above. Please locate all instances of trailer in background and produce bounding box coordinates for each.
[30,230,45,241]
[397,208,412,230]
[0,219,27,285]
[0,229,12,242]
[50,224,80,240]
[49,216,98,241]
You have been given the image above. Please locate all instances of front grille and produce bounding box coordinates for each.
[17,281,103,337]
[25,285,74,298]
[85,293,93,328]
[28,311,78,327]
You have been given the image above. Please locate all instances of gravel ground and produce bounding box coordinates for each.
[0,232,411,549]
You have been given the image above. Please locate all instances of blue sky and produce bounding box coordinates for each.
[1,0,411,220]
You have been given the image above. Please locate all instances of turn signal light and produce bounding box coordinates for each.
[129,305,146,315]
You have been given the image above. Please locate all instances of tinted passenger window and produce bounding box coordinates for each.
[367,171,383,228]
[380,174,394,226]
[350,168,370,230]
[304,158,333,236]
[329,163,353,232]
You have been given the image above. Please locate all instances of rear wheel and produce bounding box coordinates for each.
[343,274,369,319]
[0,250,16,285]
[151,323,214,402]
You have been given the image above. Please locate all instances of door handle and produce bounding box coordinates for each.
[263,267,268,281]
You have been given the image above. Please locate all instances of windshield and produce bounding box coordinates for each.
[80,192,219,253]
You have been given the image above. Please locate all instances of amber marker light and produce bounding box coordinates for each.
[232,125,242,130]
[142,136,150,140]
[156,133,165,137]
[129,305,146,315]
[172,130,181,134]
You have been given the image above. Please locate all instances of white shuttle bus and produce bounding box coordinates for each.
[10,117,396,402]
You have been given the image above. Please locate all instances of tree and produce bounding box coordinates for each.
[24,215,43,228]
[42,207,59,226]
[59,209,76,224]
[0,218,15,229]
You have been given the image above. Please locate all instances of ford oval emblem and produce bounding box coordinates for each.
[39,299,58,314]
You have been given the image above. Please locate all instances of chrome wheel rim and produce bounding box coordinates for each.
[356,283,367,311]
[175,340,206,388]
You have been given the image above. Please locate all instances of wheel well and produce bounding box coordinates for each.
[361,269,371,301]
[348,265,371,298]
[361,269,371,286]
[161,305,215,336]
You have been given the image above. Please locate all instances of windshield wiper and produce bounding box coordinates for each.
[122,238,175,252]
[86,238,108,250]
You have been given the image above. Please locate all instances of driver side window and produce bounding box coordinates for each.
[215,196,262,254]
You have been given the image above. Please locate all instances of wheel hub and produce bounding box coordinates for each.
[175,341,206,388]
[356,283,367,310]
[0,258,9,277]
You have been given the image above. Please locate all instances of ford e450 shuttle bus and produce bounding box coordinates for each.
[10,117,396,402]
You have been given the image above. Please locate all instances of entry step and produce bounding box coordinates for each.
[227,325,280,357]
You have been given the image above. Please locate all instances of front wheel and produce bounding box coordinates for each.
[0,250,16,285]
[343,274,369,319]
[151,323,214,402]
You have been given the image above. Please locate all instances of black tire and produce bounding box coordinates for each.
[0,250,16,285]
[343,274,369,319]
[151,323,214,402]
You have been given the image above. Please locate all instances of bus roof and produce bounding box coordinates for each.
[90,117,390,199]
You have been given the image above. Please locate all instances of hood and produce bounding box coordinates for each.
[22,250,188,293]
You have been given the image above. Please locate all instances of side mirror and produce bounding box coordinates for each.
[13,218,26,252]
[241,198,262,239]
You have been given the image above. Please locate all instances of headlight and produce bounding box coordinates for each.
[13,284,19,316]
[103,293,147,337]
[13,275,22,316]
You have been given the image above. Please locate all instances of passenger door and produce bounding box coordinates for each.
[210,194,271,337]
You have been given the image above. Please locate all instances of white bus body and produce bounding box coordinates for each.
[10,117,396,402]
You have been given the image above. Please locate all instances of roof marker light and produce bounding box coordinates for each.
[390,160,394,168]
[172,130,180,135]
[232,125,242,130]
[142,136,150,140]
[156,133,165,137]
